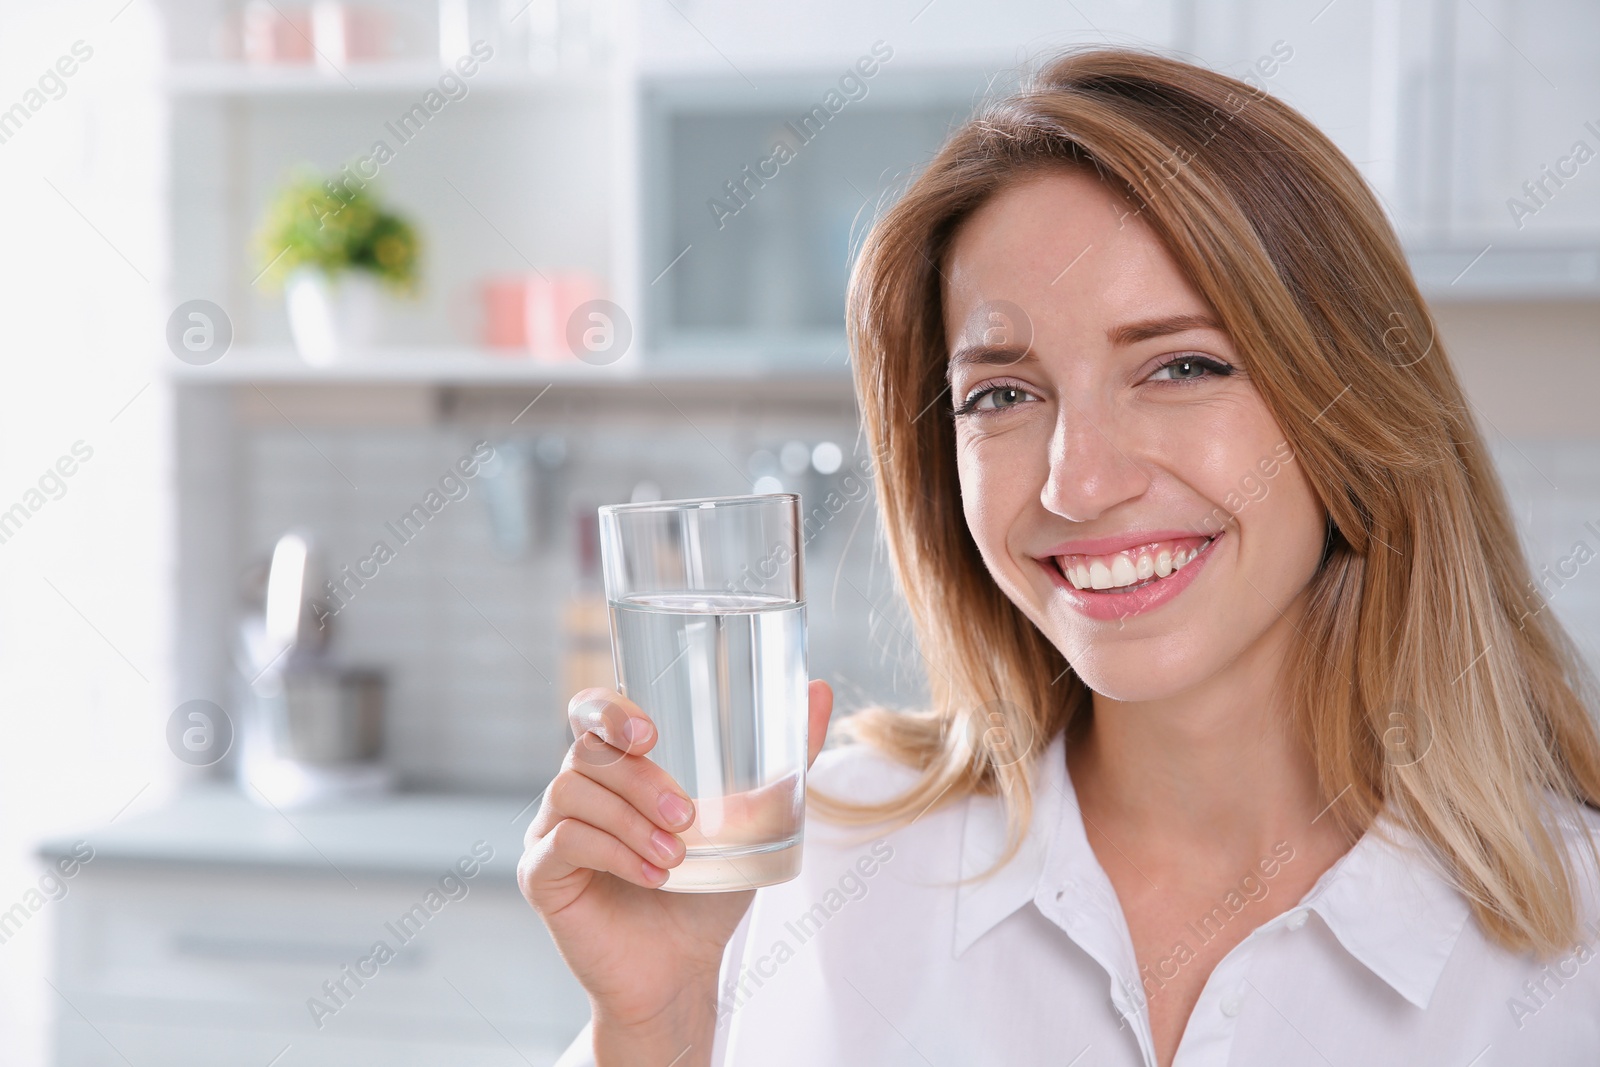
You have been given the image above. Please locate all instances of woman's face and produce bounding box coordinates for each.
[942,170,1327,702]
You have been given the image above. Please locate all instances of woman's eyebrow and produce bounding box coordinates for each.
[946,312,1226,382]
[1107,312,1223,346]
[946,345,1036,383]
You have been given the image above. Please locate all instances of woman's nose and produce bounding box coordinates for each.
[1039,398,1150,521]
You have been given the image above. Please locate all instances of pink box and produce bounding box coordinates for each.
[482,276,534,349]
[242,3,315,65]
[479,273,606,362]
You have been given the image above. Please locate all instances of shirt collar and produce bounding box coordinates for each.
[1295,811,1473,1009]
[951,729,1068,959]
[951,730,1474,1010]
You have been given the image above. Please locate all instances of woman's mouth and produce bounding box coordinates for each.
[1040,531,1222,620]
[1053,533,1218,592]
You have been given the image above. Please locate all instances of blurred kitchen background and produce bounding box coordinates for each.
[0,0,1597,1063]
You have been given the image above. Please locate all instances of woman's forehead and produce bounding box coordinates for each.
[941,176,1206,347]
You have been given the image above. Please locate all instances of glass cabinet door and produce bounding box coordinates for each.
[640,70,1004,369]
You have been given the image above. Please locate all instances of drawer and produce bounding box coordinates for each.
[53,863,590,1059]
[56,1016,577,1067]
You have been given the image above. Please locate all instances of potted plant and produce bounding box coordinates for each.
[254,169,421,365]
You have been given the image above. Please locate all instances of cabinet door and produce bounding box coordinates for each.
[641,69,992,366]
[52,865,590,1065]
[1170,0,1600,295]
[1186,0,1398,224]
[1438,0,1600,243]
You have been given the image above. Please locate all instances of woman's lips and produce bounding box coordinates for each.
[1042,530,1222,621]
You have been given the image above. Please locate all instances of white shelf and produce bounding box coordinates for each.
[168,345,855,387]
[163,61,608,96]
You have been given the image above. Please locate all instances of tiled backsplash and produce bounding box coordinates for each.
[232,385,928,794]
[215,391,1600,796]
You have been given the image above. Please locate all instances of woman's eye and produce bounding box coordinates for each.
[954,356,1233,419]
[979,386,1029,410]
[955,384,1035,417]
[1150,354,1234,384]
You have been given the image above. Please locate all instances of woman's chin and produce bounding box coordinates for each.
[1053,643,1217,705]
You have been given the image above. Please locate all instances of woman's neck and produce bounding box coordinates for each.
[1064,606,1354,874]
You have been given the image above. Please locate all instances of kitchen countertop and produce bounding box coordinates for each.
[36,783,544,879]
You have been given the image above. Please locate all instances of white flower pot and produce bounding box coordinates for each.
[285,268,383,366]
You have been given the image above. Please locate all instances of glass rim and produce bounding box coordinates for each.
[597,492,799,517]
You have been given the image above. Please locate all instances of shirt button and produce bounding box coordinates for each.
[1287,909,1309,931]
[1219,993,1244,1018]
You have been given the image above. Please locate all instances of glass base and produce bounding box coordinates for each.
[660,837,802,893]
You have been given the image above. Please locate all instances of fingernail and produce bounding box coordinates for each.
[624,717,650,745]
[658,792,693,828]
[576,700,606,734]
[642,859,667,884]
[650,828,678,862]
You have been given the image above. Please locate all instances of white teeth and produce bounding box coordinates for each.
[1056,535,1215,592]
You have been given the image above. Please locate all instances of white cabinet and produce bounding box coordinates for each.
[1416,0,1600,242]
[42,789,591,1066]
[54,870,585,1065]
[1189,0,1600,297]
[631,0,1600,298]
[634,68,993,367]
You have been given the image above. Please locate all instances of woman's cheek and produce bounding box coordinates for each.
[958,448,1004,529]
[959,441,1036,553]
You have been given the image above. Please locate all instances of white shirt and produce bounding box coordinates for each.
[553,729,1600,1065]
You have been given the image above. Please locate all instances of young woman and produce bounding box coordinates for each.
[523,48,1600,1066]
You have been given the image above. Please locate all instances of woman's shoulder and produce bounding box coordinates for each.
[753,740,968,927]
[1542,790,1600,848]
[1550,793,1600,894]
[1515,790,1600,943]
[799,737,975,860]
[806,737,931,807]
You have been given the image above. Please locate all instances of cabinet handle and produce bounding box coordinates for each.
[171,933,428,967]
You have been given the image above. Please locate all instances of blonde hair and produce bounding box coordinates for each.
[807,46,1600,957]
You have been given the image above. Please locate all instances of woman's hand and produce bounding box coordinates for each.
[519,679,834,1047]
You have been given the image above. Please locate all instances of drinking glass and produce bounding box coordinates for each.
[597,493,807,892]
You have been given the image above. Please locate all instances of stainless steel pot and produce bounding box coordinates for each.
[280,666,385,764]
